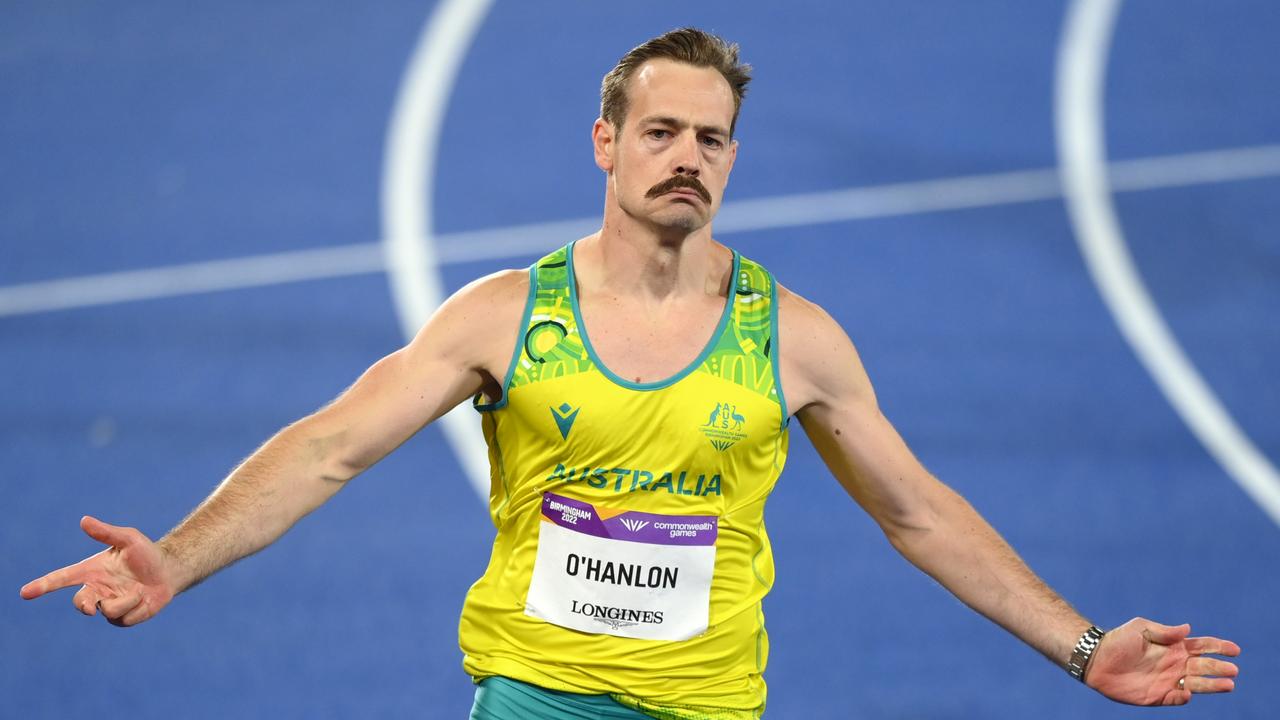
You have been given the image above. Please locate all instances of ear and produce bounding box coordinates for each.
[592,118,615,173]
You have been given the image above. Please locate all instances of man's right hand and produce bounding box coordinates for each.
[20,516,177,627]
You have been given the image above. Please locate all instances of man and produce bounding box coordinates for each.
[21,28,1240,719]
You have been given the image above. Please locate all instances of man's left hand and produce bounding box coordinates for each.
[1086,617,1240,706]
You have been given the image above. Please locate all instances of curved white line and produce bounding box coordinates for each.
[1055,0,1280,525]
[381,0,495,501]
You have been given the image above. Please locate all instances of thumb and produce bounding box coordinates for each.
[1141,621,1191,646]
[80,515,133,549]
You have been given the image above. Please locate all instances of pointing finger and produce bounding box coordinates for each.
[20,559,93,600]
[19,578,52,601]
[80,516,135,549]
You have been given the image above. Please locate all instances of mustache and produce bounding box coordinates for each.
[645,175,712,204]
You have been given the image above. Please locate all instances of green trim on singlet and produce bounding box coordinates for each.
[496,243,784,411]
[474,263,539,412]
[697,255,783,412]
[483,411,512,525]
[505,246,593,391]
[566,239,740,392]
[768,267,789,429]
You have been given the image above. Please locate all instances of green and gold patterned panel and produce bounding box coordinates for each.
[697,255,781,409]
[498,246,784,420]
[509,247,595,390]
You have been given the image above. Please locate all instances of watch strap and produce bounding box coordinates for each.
[1065,625,1106,682]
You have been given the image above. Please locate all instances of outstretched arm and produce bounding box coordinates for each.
[20,269,528,625]
[777,286,1239,705]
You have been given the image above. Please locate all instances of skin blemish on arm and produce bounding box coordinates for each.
[834,428,842,436]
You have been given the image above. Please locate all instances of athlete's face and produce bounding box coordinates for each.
[594,59,738,235]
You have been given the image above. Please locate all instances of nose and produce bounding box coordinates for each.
[674,162,700,178]
[673,134,701,178]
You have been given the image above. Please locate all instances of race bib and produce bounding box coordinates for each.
[524,492,717,641]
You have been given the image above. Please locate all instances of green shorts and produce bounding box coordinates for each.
[469,677,654,720]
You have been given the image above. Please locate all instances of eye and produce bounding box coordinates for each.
[647,129,671,139]
[700,135,724,149]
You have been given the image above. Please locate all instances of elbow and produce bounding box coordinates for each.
[288,417,364,484]
[880,508,938,556]
[875,485,955,555]
[880,483,973,557]
[325,437,373,483]
[326,456,365,484]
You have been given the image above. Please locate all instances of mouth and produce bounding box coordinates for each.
[664,188,706,202]
[645,177,712,204]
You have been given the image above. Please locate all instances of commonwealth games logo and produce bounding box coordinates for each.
[619,518,650,533]
[699,402,747,451]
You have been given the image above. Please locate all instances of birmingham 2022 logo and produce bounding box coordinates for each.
[699,402,747,451]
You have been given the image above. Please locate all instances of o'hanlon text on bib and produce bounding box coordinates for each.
[525,492,718,641]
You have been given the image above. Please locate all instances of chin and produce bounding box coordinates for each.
[651,209,710,234]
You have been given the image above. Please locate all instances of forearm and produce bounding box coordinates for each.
[158,415,356,592]
[887,482,1091,666]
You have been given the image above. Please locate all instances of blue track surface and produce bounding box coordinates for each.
[3,2,1277,718]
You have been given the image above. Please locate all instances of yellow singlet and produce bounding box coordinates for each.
[461,241,789,719]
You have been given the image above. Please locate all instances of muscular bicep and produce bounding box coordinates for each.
[780,288,940,535]
[313,345,482,474]
[302,269,526,476]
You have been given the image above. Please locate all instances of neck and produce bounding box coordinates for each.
[584,224,722,304]
[582,186,724,301]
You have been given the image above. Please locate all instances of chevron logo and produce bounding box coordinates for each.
[550,402,581,441]
[619,518,650,533]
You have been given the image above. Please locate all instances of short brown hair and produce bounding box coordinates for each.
[600,28,752,137]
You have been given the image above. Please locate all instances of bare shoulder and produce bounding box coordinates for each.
[777,284,844,349]
[776,283,875,413]
[405,267,530,378]
[439,267,530,324]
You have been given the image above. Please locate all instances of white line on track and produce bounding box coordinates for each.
[0,243,384,317]
[380,0,495,501]
[4,143,1280,319]
[1056,0,1280,526]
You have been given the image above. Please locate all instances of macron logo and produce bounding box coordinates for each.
[550,402,581,441]
[619,518,650,533]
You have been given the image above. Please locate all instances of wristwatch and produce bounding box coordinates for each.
[1065,625,1106,682]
